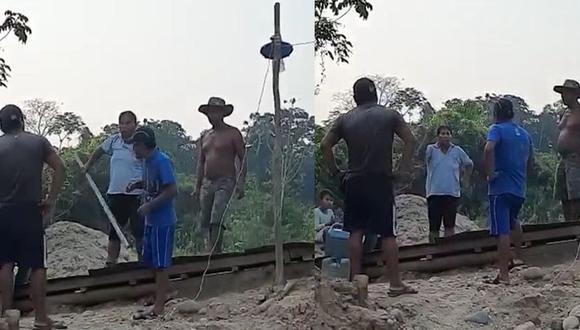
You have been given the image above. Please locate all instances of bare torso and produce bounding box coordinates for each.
[201,126,242,180]
[557,108,580,154]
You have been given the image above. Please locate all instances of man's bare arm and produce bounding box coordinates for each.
[195,137,205,193]
[558,111,571,130]
[321,130,341,176]
[83,147,105,172]
[527,142,535,177]
[148,184,177,211]
[234,129,247,188]
[45,151,66,204]
[394,120,416,171]
[483,141,496,180]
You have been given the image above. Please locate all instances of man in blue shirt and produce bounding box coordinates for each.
[483,98,534,284]
[127,126,177,319]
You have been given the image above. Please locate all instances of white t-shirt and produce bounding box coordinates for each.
[314,207,334,228]
[100,133,143,195]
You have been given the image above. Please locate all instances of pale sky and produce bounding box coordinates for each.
[0,0,313,138]
[315,0,580,121]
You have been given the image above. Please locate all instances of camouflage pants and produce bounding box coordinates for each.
[555,153,580,201]
[199,177,235,230]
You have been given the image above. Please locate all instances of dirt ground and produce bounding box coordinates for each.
[16,261,580,330]
[394,194,479,246]
[45,221,137,279]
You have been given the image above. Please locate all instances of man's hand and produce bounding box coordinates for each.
[39,198,55,218]
[81,163,89,175]
[191,190,200,203]
[126,182,140,193]
[137,203,152,217]
[236,186,245,200]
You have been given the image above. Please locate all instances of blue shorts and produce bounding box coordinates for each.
[142,224,175,269]
[489,194,525,236]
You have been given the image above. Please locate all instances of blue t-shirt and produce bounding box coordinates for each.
[143,149,177,226]
[487,121,532,198]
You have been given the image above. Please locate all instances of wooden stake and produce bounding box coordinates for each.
[74,154,130,248]
[353,274,369,306]
[271,2,284,286]
[4,309,19,330]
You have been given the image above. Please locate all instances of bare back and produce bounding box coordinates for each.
[200,126,243,180]
[557,109,580,154]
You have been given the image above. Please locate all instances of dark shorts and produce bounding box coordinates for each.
[427,195,459,232]
[489,194,524,236]
[343,173,396,237]
[0,204,46,269]
[107,194,144,242]
[143,224,175,270]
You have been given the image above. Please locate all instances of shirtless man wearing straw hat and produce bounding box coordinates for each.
[193,97,247,253]
[554,79,580,221]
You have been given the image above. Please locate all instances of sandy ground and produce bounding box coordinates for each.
[394,194,479,246]
[45,221,137,279]
[15,261,580,330]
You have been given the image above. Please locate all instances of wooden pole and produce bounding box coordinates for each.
[74,154,130,248]
[272,2,285,286]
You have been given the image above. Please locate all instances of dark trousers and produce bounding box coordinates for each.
[427,195,459,233]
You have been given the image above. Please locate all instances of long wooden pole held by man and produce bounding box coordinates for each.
[271,2,285,286]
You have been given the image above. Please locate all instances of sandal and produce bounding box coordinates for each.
[483,275,510,285]
[33,319,68,330]
[132,310,160,320]
[143,290,178,306]
[388,285,418,297]
[509,259,525,270]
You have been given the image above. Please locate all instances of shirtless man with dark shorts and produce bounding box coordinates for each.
[321,78,417,296]
[193,97,246,253]
[554,79,580,221]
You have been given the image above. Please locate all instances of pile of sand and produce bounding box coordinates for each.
[45,221,136,279]
[395,194,480,246]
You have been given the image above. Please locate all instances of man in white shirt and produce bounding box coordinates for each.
[425,125,473,242]
[83,111,144,265]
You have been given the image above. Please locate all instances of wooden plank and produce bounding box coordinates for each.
[360,225,580,265]
[17,242,314,297]
[363,239,579,277]
[14,261,313,308]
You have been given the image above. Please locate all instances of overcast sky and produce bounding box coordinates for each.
[0,0,313,138]
[315,0,580,121]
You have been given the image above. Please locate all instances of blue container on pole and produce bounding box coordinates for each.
[260,41,293,59]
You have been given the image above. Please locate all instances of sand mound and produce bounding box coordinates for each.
[395,194,479,246]
[45,221,135,279]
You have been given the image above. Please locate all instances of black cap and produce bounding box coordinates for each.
[353,78,378,105]
[129,126,156,148]
[0,104,24,123]
[0,104,24,132]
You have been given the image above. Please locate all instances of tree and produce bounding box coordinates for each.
[315,0,373,64]
[243,99,315,203]
[53,112,88,149]
[325,75,426,124]
[0,11,31,88]
[315,0,373,91]
[22,99,61,137]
